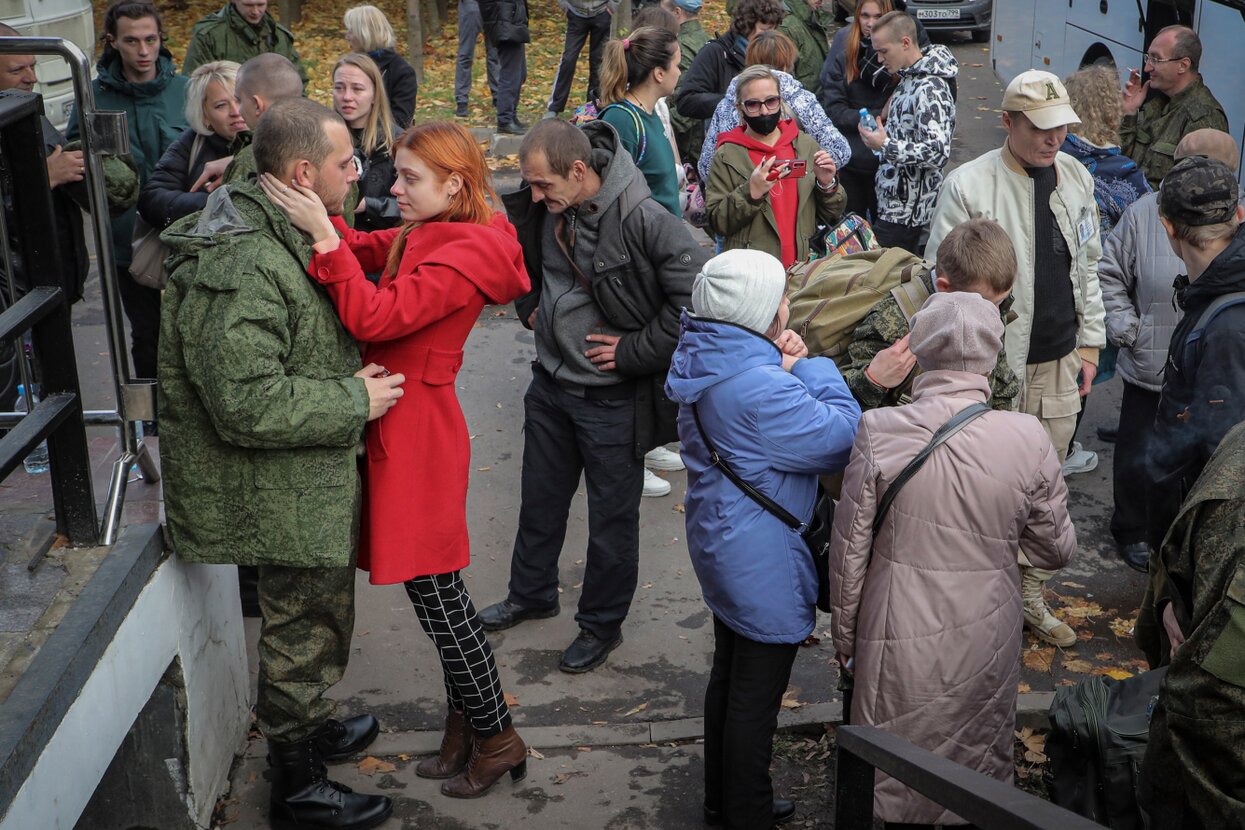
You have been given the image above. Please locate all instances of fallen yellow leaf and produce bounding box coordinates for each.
[356,756,395,776]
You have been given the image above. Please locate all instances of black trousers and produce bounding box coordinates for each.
[872,219,926,255]
[703,616,799,830]
[492,39,527,123]
[840,164,878,222]
[546,9,611,113]
[507,367,642,639]
[116,265,161,380]
[1111,381,1162,547]
[405,571,511,737]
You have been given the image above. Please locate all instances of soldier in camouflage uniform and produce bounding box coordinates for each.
[844,218,1021,412]
[159,98,403,830]
[1120,25,1227,190]
[1137,420,1245,829]
[662,0,710,165]
[183,0,308,85]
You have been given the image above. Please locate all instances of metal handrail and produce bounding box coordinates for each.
[834,725,1104,830]
[0,36,158,546]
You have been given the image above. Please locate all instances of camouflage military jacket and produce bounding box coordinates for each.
[182,3,308,85]
[670,19,710,165]
[157,181,368,568]
[1137,421,1245,827]
[1120,75,1227,189]
[843,271,1021,411]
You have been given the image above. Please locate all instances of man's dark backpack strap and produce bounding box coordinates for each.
[872,402,990,538]
[1181,291,1245,378]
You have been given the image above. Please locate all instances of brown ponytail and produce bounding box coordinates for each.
[598,27,679,106]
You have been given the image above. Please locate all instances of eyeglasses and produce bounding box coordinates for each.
[741,95,782,116]
[1142,52,1186,66]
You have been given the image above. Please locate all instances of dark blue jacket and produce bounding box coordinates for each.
[665,312,860,643]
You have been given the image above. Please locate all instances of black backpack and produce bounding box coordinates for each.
[1045,667,1166,829]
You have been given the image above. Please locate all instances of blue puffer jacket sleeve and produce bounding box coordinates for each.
[758,357,861,474]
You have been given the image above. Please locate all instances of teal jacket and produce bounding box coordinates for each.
[157,182,369,567]
[183,3,308,85]
[68,49,189,268]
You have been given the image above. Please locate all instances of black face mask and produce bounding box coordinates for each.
[742,111,781,136]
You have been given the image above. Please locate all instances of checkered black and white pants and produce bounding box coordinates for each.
[404,571,512,737]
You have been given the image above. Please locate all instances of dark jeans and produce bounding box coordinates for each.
[455,0,500,105]
[507,366,642,639]
[840,163,878,222]
[872,219,926,255]
[493,39,527,123]
[116,265,161,380]
[704,616,799,830]
[546,9,611,113]
[1112,381,1161,546]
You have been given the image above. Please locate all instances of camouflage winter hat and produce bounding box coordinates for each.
[1159,156,1241,227]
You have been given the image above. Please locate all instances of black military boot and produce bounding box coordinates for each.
[314,714,380,763]
[268,736,392,830]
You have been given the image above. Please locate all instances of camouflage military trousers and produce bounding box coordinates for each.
[256,562,355,743]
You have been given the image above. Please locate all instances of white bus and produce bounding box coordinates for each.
[991,0,1245,175]
[1,0,95,130]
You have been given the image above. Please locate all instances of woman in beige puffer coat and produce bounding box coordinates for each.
[828,291,1077,826]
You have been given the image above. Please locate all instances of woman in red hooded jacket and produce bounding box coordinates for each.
[260,120,531,801]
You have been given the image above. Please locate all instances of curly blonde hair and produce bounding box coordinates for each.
[1064,66,1123,147]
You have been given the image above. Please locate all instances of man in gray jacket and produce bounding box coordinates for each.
[1098,128,1238,573]
[480,119,705,672]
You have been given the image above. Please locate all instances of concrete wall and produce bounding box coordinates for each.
[0,557,250,830]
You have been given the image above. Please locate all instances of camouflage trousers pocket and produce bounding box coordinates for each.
[1200,565,1245,687]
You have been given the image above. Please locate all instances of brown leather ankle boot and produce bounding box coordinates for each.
[440,724,527,798]
[416,709,472,779]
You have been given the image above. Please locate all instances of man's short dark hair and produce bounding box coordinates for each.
[873,11,917,43]
[253,97,342,178]
[236,52,304,102]
[1159,25,1202,72]
[730,0,783,40]
[518,119,592,177]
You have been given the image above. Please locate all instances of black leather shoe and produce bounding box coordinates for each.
[704,798,796,826]
[455,102,468,118]
[478,598,559,631]
[315,714,380,763]
[269,738,392,830]
[559,629,623,673]
[497,119,527,135]
[1098,425,1119,443]
[1119,542,1150,574]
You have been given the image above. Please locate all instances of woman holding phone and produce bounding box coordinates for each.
[704,66,846,268]
[260,121,531,801]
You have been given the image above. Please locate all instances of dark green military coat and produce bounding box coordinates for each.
[1120,75,1228,190]
[670,19,711,165]
[1138,420,1245,828]
[843,271,1021,411]
[778,0,833,95]
[157,181,368,568]
[182,3,308,85]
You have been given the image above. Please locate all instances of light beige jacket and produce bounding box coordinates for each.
[925,143,1107,386]
[828,370,1076,824]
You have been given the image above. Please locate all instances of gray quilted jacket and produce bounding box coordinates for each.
[1097,192,1182,391]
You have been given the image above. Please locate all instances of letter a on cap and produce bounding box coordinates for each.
[1044,82,1059,101]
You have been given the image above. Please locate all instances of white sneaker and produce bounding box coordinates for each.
[643,468,671,498]
[1063,441,1099,476]
[644,446,685,472]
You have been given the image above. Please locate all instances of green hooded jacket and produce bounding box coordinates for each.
[157,181,368,568]
[67,49,189,268]
[1120,75,1228,190]
[778,0,832,95]
[183,3,308,85]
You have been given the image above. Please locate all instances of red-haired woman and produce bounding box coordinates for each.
[260,120,531,800]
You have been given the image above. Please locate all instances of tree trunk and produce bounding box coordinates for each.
[406,0,425,84]
[435,0,451,28]
[422,0,442,37]
[278,0,302,25]
[612,0,632,37]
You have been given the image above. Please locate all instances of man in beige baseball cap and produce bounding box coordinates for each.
[923,66,1106,649]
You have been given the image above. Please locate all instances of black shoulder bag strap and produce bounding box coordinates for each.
[691,402,805,531]
[871,401,991,538]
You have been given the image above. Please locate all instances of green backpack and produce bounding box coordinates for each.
[786,247,932,368]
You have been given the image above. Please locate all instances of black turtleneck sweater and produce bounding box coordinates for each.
[1025,165,1078,364]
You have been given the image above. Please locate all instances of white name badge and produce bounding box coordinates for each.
[1076,208,1095,246]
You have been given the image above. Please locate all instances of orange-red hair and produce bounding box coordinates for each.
[845,0,894,84]
[385,120,499,277]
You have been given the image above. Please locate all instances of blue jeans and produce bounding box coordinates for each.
[455,0,500,106]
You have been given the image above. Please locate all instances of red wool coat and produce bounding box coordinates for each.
[309,213,530,584]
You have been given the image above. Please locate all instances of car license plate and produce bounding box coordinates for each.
[916,8,961,19]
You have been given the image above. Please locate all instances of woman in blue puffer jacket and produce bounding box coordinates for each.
[665,249,860,830]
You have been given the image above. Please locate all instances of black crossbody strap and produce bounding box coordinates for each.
[871,401,990,538]
[691,402,804,531]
